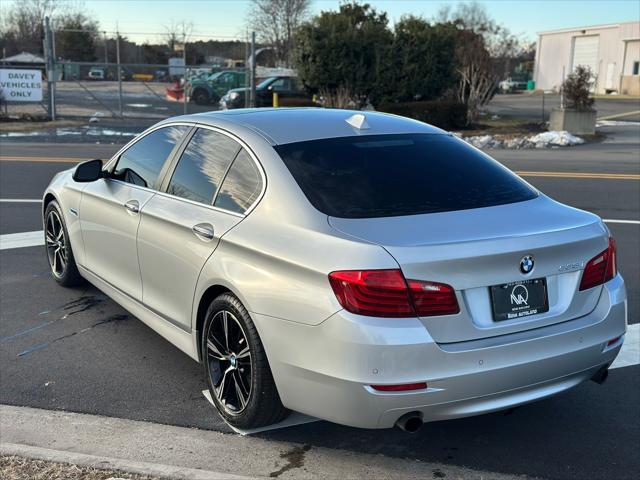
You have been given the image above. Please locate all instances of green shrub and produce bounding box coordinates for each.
[378,101,468,130]
[562,66,595,111]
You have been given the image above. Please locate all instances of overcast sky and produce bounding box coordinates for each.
[8,0,640,43]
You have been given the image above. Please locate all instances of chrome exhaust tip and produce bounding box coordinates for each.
[395,412,423,433]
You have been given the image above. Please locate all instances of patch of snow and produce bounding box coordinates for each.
[465,135,503,149]
[528,131,584,146]
[89,111,106,123]
[460,130,585,150]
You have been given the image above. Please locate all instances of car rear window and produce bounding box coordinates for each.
[275,133,537,218]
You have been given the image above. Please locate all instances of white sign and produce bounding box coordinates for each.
[0,69,43,102]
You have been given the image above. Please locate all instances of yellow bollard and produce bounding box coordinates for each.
[273,92,279,108]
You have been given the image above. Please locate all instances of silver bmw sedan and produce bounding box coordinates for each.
[43,108,627,432]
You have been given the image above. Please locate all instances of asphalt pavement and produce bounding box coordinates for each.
[1,124,639,480]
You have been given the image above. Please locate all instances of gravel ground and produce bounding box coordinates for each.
[0,456,162,480]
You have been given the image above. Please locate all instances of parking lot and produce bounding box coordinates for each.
[0,124,639,479]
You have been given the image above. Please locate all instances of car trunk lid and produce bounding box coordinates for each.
[329,195,609,343]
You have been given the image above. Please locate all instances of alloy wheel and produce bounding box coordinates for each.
[45,210,67,278]
[206,310,252,413]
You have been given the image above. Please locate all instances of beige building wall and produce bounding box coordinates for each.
[534,22,640,95]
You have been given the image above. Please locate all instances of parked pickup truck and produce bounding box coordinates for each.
[186,70,246,105]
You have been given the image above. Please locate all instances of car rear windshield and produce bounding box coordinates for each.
[275,133,538,219]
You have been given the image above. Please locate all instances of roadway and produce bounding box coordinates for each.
[0,125,639,480]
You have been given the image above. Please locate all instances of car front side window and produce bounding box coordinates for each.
[113,125,189,189]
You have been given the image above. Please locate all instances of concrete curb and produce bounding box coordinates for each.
[0,442,259,480]
[0,404,530,479]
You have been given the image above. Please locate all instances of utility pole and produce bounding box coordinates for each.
[250,31,256,108]
[116,30,123,117]
[103,31,108,63]
[43,17,56,120]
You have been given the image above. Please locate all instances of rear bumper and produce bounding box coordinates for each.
[253,275,626,429]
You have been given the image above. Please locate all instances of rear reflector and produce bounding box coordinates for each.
[328,269,459,318]
[607,336,622,347]
[579,237,617,291]
[371,382,427,392]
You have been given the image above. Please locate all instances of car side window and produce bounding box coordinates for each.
[214,149,263,214]
[114,125,188,189]
[270,78,286,91]
[167,129,241,205]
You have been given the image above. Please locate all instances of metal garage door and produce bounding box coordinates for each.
[572,35,599,73]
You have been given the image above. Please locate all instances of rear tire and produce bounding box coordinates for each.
[44,200,84,287]
[202,293,289,429]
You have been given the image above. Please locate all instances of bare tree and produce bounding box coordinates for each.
[436,1,526,123]
[249,0,312,67]
[454,29,498,124]
[163,20,193,51]
[0,0,59,55]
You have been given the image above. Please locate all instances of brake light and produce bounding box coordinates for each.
[328,269,459,318]
[579,237,617,291]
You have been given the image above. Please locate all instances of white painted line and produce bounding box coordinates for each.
[202,390,319,435]
[0,230,44,250]
[0,198,42,203]
[603,219,640,225]
[611,324,640,370]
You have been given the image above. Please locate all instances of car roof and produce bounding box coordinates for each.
[173,108,446,145]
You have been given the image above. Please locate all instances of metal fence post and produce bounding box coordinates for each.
[44,17,56,120]
[116,32,123,117]
[250,32,256,108]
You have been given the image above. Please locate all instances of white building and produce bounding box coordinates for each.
[534,21,640,95]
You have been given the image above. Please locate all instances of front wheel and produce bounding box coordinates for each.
[44,200,83,287]
[202,293,289,429]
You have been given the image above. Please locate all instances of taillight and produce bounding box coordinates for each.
[328,269,459,318]
[579,237,617,291]
[407,280,460,316]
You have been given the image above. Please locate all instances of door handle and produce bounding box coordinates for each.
[124,199,140,213]
[192,223,215,240]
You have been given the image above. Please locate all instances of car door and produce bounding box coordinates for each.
[79,124,191,300]
[137,127,265,331]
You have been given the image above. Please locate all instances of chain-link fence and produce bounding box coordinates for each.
[2,21,254,121]
[49,61,247,119]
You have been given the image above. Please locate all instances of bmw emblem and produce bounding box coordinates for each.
[520,255,534,274]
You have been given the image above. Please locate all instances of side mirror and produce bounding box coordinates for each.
[73,159,103,182]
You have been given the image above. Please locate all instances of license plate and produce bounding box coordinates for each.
[490,278,549,322]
